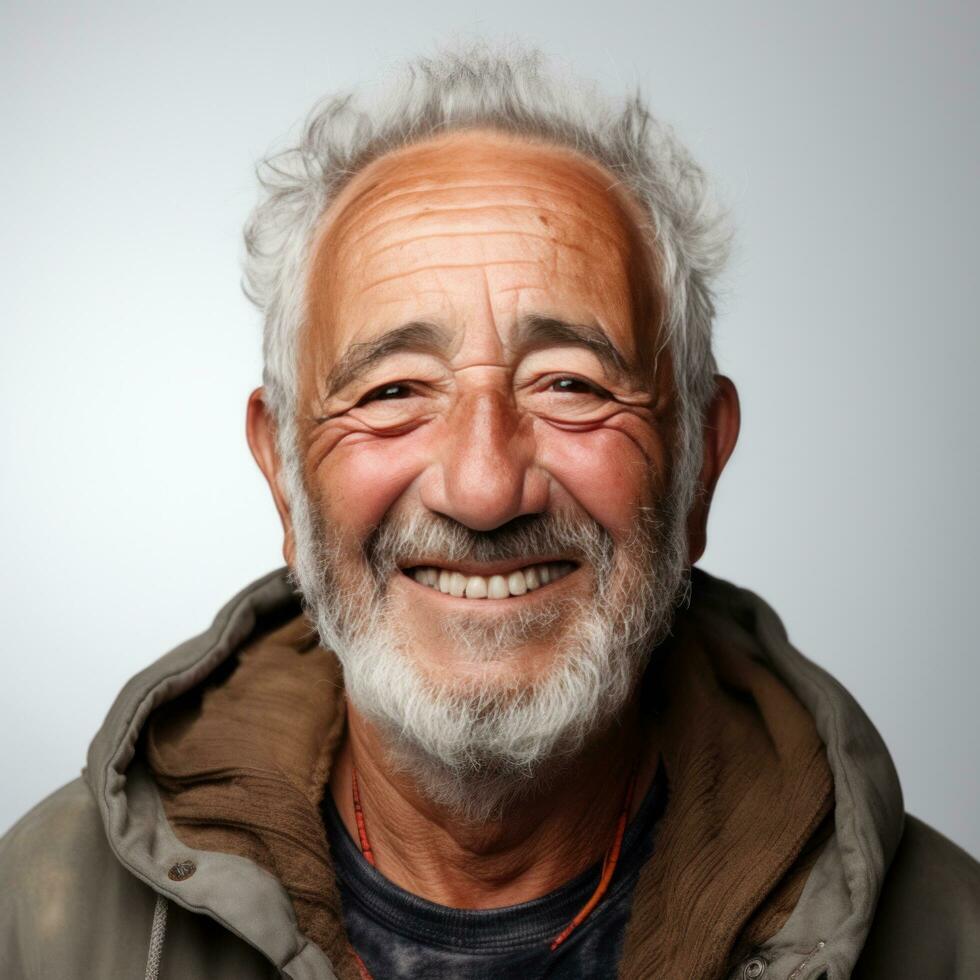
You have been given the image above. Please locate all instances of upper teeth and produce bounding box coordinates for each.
[410,562,574,598]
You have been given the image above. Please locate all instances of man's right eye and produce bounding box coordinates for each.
[358,382,413,405]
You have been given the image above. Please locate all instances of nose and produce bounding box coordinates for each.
[419,389,547,531]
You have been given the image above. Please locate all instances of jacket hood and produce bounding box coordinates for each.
[83,566,905,980]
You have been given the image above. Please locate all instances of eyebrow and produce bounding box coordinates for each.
[510,314,631,381]
[322,313,633,400]
[323,321,452,397]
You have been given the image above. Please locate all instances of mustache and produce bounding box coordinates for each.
[364,510,616,579]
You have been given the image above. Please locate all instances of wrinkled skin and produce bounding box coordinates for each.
[246,129,740,906]
[249,129,738,687]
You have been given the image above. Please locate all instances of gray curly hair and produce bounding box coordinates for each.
[243,43,731,526]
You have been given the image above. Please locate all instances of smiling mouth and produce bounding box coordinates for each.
[402,561,577,599]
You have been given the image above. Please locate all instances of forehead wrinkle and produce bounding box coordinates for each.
[471,263,505,368]
[339,189,624,237]
[335,178,620,235]
[364,228,596,261]
[323,162,640,261]
[495,283,550,295]
[338,204,629,264]
[360,259,543,294]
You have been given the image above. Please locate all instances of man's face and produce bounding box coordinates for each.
[284,130,689,806]
[297,128,677,668]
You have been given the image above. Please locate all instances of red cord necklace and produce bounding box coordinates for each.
[348,762,639,979]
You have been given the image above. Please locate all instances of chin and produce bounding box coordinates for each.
[391,602,579,682]
[404,643,567,698]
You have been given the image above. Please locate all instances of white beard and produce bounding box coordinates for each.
[285,458,692,823]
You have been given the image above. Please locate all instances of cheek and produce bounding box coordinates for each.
[535,421,666,537]
[313,434,427,536]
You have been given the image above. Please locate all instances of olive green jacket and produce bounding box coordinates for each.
[1,568,978,979]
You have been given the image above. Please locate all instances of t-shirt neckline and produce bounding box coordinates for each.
[321,757,667,952]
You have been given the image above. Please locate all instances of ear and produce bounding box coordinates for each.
[686,374,740,565]
[245,386,296,567]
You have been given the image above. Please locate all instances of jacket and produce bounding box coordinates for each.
[1,566,978,979]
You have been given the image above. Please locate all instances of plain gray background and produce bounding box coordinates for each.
[2,2,977,858]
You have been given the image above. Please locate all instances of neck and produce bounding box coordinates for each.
[328,698,658,909]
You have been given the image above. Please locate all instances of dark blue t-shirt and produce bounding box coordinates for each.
[322,760,667,979]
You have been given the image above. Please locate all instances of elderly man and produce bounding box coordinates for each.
[1,47,977,980]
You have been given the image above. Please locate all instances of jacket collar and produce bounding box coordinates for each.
[689,570,905,979]
[84,566,904,980]
[86,570,338,978]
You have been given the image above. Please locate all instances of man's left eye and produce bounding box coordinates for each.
[549,377,608,396]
